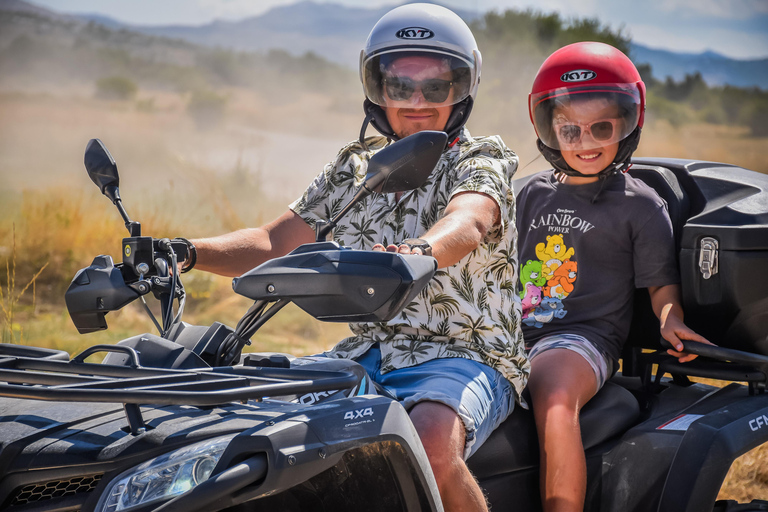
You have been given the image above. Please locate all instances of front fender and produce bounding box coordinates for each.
[657,389,768,512]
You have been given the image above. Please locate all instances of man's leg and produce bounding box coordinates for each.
[410,401,488,512]
[527,348,599,512]
[353,347,513,511]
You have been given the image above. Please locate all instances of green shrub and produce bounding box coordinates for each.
[645,92,694,127]
[95,75,138,101]
[748,103,768,137]
[135,98,155,112]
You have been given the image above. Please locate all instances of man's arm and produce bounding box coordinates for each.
[374,191,500,268]
[648,283,713,362]
[191,209,316,277]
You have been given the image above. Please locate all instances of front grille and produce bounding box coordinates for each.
[8,474,103,506]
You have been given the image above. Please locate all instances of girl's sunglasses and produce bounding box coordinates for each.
[554,118,621,145]
[383,76,454,104]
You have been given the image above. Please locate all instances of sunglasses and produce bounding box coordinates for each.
[554,118,621,145]
[383,76,454,104]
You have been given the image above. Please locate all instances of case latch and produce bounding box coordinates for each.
[698,237,719,279]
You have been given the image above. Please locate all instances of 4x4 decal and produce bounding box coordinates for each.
[344,407,374,421]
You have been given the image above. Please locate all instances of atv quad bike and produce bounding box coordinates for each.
[0,133,767,512]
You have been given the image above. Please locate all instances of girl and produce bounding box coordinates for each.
[518,42,711,512]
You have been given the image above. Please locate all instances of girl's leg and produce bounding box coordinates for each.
[528,348,599,512]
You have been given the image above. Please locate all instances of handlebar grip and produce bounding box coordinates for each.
[661,338,768,367]
[168,238,190,259]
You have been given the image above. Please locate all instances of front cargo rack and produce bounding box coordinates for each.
[0,344,358,434]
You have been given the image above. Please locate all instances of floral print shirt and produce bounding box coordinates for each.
[289,129,529,399]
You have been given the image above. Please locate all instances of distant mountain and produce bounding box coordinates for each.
[122,2,768,91]
[2,0,765,90]
[132,1,390,68]
[630,43,768,90]
[0,0,356,97]
[0,0,60,18]
[75,13,126,30]
[129,1,480,70]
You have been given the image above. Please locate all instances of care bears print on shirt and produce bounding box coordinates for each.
[520,232,578,328]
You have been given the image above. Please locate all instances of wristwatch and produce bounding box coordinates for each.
[400,238,433,256]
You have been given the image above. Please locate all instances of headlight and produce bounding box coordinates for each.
[98,434,236,511]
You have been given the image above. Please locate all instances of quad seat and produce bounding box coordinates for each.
[468,380,640,478]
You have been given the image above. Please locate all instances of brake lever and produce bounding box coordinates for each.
[128,280,152,296]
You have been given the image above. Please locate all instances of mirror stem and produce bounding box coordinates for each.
[104,185,141,236]
[114,200,141,236]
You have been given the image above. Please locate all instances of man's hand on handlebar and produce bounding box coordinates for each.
[371,243,427,256]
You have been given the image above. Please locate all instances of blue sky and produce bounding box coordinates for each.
[32,0,768,59]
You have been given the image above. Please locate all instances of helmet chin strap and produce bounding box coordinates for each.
[359,97,474,151]
[538,127,643,179]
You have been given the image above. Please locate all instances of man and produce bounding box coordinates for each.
[179,4,527,510]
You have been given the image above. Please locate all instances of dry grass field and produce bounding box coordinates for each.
[719,440,768,503]
[0,87,359,353]
[1,84,767,503]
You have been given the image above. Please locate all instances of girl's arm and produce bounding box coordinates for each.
[648,284,714,363]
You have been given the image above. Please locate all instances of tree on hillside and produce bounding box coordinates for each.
[466,8,766,140]
[468,9,630,144]
[638,64,768,133]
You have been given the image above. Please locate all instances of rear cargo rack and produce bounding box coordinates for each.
[0,345,358,435]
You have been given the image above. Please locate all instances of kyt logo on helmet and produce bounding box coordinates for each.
[396,27,435,39]
[560,69,597,82]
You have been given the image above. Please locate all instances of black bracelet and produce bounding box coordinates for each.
[400,238,433,256]
[176,237,197,273]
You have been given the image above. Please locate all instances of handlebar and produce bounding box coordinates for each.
[661,339,768,368]
[659,339,768,389]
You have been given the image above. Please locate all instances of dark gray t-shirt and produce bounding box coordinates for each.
[516,171,680,364]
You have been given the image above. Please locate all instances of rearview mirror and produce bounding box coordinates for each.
[315,130,448,241]
[364,130,448,194]
[84,139,120,203]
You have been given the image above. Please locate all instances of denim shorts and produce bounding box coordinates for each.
[353,345,515,459]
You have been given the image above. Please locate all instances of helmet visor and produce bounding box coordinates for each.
[362,50,474,108]
[531,84,641,151]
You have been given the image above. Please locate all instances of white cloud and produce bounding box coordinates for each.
[468,0,602,18]
[645,0,768,20]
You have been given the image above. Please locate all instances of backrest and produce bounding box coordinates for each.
[626,164,690,253]
[623,164,692,370]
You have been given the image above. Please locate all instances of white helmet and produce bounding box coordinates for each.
[358,3,482,144]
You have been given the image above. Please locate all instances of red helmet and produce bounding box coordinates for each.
[529,42,645,154]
